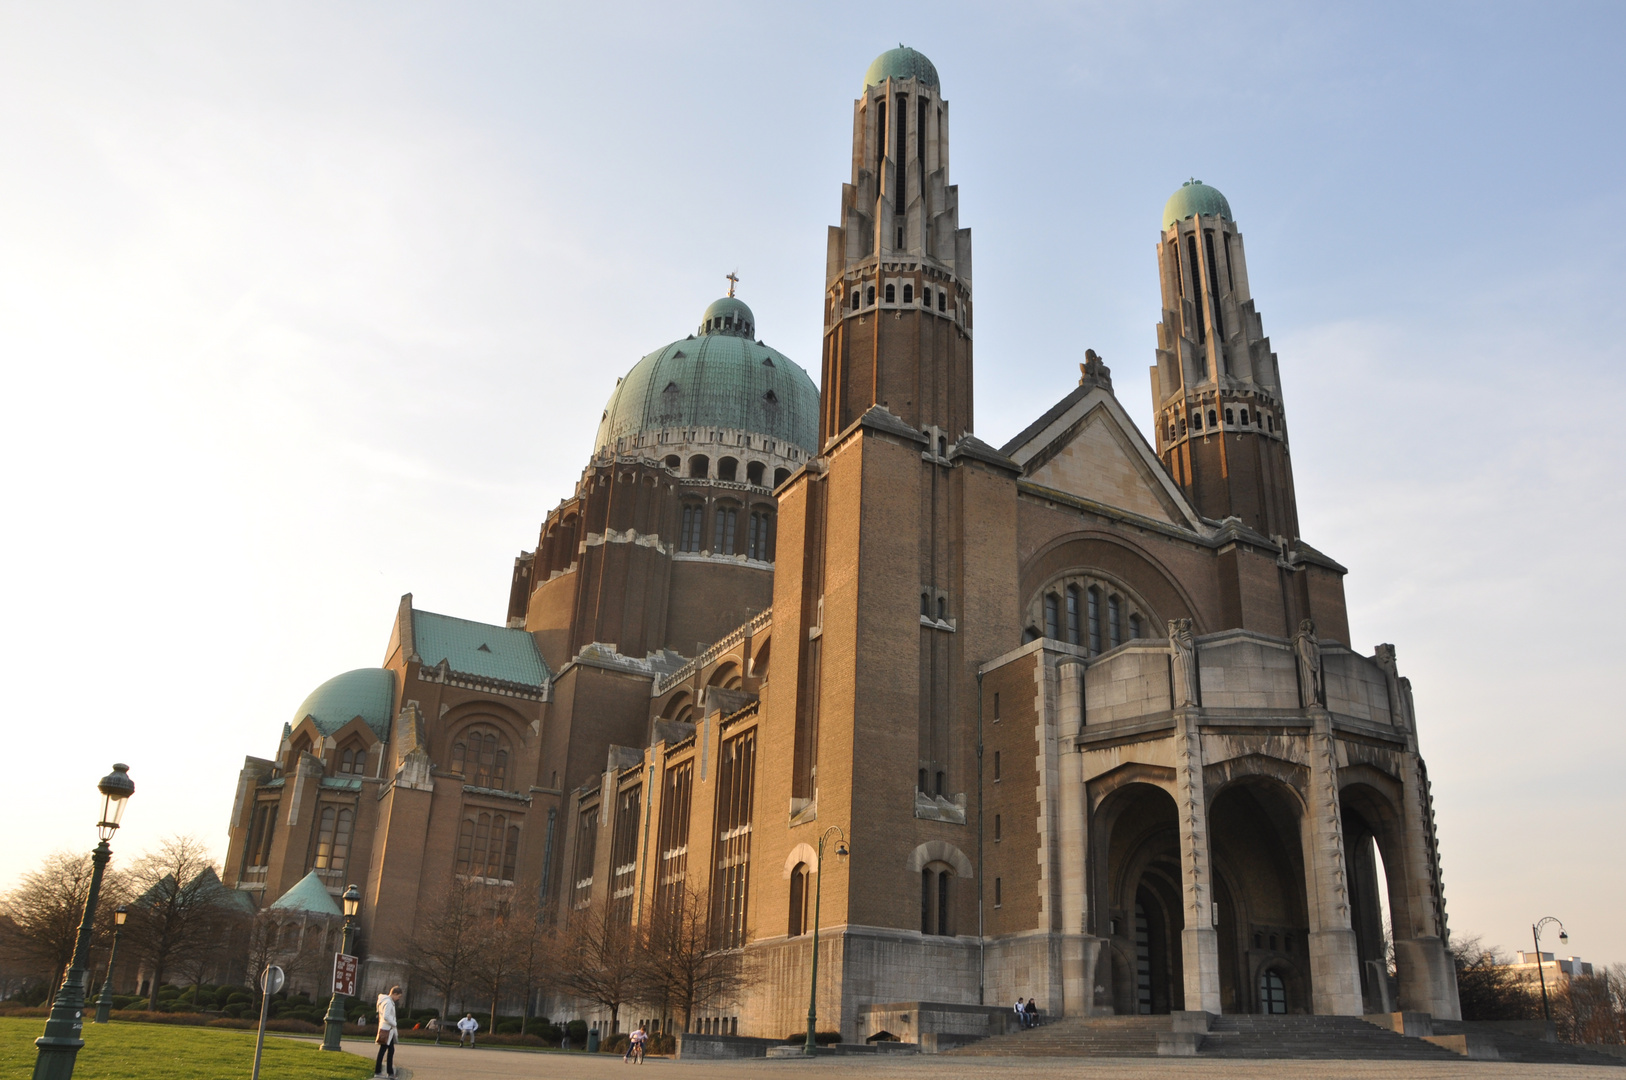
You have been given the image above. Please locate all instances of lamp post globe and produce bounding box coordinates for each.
[804,827,849,1056]
[92,906,129,1025]
[321,884,364,1052]
[33,764,134,1080]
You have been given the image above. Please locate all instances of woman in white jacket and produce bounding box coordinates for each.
[374,986,402,1078]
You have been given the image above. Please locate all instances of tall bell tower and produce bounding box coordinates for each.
[822,45,973,446]
[1151,181,1300,540]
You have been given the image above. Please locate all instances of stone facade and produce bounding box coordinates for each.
[221,46,1459,1036]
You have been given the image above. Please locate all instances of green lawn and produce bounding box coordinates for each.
[0,1016,374,1080]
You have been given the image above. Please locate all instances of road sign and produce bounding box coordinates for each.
[332,953,358,997]
[260,965,284,996]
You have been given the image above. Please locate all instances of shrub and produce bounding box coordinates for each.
[782,1030,842,1045]
[650,1033,677,1055]
[603,1034,629,1054]
[566,1019,588,1045]
[496,1020,523,1034]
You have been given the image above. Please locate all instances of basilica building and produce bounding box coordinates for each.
[223,47,1460,1036]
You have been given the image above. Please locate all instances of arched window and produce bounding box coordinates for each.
[921,286,932,307]
[921,592,931,617]
[718,457,738,482]
[290,734,312,761]
[1240,408,1250,426]
[1267,415,1274,432]
[665,454,681,471]
[714,506,738,555]
[688,455,710,479]
[1043,593,1060,640]
[937,596,946,620]
[920,864,954,936]
[903,283,914,303]
[851,290,860,310]
[452,726,509,789]
[747,511,774,560]
[1108,595,1123,649]
[1065,585,1081,646]
[1087,586,1102,655]
[1260,970,1287,1014]
[937,291,946,312]
[1193,412,1202,431]
[773,467,791,487]
[884,283,896,303]
[680,504,704,552]
[1208,409,1218,427]
[866,286,875,305]
[1225,408,1234,425]
[1129,613,1143,640]
[746,461,765,486]
[788,862,808,936]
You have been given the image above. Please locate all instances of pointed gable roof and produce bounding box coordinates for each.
[1001,383,1202,531]
[268,870,343,916]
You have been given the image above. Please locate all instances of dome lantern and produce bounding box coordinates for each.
[1163,179,1232,231]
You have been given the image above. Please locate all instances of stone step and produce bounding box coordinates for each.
[1431,1021,1626,1067]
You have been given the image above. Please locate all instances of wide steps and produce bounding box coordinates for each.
[948,1016,1169,1057]
[1202,1015,1461,1060]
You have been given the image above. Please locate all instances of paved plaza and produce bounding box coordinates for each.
[340,1039,1624,1080]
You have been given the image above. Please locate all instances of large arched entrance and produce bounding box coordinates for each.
[1094,781,1183,1015]
[1341,778,1410,1014]
[1208,777,1311,1014]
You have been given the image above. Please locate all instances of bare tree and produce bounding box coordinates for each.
[505,896,552,1037]
[0,850,127,991]
[552,901,643,1034]
[639,884,753,1033]
[122,836,228,1009]
[467,897,519,1033]
[1554,967,1626,1045]
[1450,935,1537,1022]
[409,876,485,1043]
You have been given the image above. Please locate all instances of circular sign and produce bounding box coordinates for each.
[261,965,285,995]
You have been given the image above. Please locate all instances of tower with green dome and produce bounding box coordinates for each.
[1151,179,1301,539]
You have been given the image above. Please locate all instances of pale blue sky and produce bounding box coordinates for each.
[2,2,1621,966]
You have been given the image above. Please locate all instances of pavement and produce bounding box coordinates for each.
[339,1039,1626,1079]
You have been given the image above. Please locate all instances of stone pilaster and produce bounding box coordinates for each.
[1305,711,1363,1015]
[1173,710,1221,1013]
[1055,659,1098,1016]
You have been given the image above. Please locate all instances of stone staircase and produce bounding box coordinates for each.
[947,1015,1170,1057]
[1430,1021,1626,1067]
[1201,1015,1461,1059]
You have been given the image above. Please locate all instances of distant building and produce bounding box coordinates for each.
[222,46,1461,1034]
[1507,951,1595,992]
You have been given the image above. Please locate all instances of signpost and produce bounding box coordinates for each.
[251,965,284,1080]
[332,954,358,998]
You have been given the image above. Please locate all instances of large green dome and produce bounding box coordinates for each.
[595,298,819,456]
[291,668,395,741]
[864,46,939,91]
[1163,179,1232,230]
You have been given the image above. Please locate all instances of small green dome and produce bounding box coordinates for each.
[699,296,755,338]
[291,668,395,741]
[596,298,819,456]
[1163,179,1232,231]
[864,46,939,91]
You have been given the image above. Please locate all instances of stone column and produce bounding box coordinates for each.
[1394,751,1462,1019]
[1173,710,1221,1014]
[1304,711,1364,1015]
[1056,659,1093,1015]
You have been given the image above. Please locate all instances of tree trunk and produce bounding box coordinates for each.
[490,986,499,1039]
[148,960,165,1010]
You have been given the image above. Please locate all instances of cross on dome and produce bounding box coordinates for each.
[726,271,739,298]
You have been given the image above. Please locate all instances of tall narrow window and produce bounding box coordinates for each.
[1204,230,1226,340]
[993,751,1001,780]
[1223,232,1235,292]
[502,825,520,882]
[874,99,886,207]
[1109,596,1123,649]
[1087,587,1102,655]
[917,96,928,203]
[330,809,354,873]
[788,862,808,937]
[609,785,642,926]
[938,870,952,935]
[903,283,913,304]
[937,291,946,312]
[1044,593,1060,641]
[1065,586,1081,646]
[1186,234,1205,344]
[885,283,895,303]
[711,728,757,949]
[994,814,1002,841]
[653,760,694,927]
[1129,613,1143,640]
[895,94,907,213]
[715,507,737,555]
[572,806,598,909]
[313,806,336,870]
[994,877,1002,907]
[681,505,703,552]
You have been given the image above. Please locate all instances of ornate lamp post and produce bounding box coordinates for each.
[804,826,849,1056]
[321,884,363,1052]
[91,906,128,1025]
[1531,916,1568,1041]
[33,764,135,1080]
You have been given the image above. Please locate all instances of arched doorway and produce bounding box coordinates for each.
[1208,777,1311,1014]
[1095,781,1183,1015]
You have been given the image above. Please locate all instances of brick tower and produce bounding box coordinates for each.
[1151,181,1300,540]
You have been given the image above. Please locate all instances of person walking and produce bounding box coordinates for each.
[458,1012,480,1048]
[374,986,402,1079]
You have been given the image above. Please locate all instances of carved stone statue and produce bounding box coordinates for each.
[1079,349,1113,391]
[1294,618,1324,708]
[1168,618,1198,708]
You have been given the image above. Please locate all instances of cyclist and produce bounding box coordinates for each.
[625,1024,649,1063]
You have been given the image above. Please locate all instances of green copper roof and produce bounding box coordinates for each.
[292,668,395,741]
[268,871,342,916]
[595,299,819,455]
[864,46,939,91]
[1163,179,1232,230]
[412,609,549,688]
[699,296,755,338]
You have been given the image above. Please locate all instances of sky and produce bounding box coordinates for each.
[1,2,1622,967]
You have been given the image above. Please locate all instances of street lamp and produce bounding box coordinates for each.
[33,764,135,1080]
[1531,916,1568,1042]
[804,826,849,1056]
[92,907,129,1025]
[321,884,364,1052]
